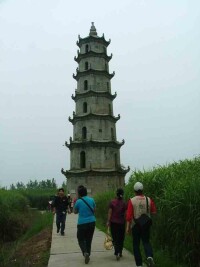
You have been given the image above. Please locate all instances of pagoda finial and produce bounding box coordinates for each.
[89,22,97,36]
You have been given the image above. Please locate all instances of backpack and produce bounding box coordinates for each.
[133,196,152,229]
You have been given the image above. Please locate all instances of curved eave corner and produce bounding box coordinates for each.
[61,167,130,177]
[74,52,113,63]
[65,139,125,150]
[71,90,117,101]
[73,70,115,81]
[76,34,111,48]
[118,165,130,174]
[68,113,120,124]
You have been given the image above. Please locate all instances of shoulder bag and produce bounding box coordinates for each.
[80,198,94,214]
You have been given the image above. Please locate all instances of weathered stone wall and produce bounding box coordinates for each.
[80,42,107,54]
[73,119,116,140]
[77,76,110,92]
[67,174,124,197]
[70,146,120,169]
[79,57,108,71]
[76,96,112,115]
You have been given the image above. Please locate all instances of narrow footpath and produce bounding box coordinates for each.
[48,213,136,267]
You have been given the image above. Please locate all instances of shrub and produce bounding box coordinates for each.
[21,189,56,210]
[0,190,28,241]
[94,191,115,224]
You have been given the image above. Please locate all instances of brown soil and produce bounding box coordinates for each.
[9,228,52,267]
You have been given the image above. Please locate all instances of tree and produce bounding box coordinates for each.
[61,180,67,193]
[51,178,57,188]
[10,184,16,190]
[16,182,25,189]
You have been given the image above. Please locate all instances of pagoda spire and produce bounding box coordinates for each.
[89,22,97,36]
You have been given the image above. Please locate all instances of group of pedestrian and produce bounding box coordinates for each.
[52,182,156,267]
[106,182,156,267]
[52,186,95,264]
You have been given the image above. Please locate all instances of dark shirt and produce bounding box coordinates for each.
[109,198,127,224]
[53,196,69,213]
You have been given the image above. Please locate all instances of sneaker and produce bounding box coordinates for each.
[147,257,155,267]
[61,232,65,236]
[116,254,120,261]
[84,253,90,264]
[57,228,60,233]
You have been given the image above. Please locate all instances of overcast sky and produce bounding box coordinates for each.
[0,0,199,188]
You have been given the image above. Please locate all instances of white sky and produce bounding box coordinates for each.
[0,0,200,187]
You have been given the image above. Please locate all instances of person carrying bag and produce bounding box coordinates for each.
[104,227,113,250]
[74,185,96,265]
[107,188,127,261]
[126,182,156,267]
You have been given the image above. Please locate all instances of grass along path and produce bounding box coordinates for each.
[0,211,53,267]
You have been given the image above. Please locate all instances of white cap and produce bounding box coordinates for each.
[134,182,143,191]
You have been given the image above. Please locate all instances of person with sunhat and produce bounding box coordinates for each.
[126,182,156,267]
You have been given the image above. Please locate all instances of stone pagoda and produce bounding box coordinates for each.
[62,23,129,196]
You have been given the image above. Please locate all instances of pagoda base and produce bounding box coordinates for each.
[66,173,125,197]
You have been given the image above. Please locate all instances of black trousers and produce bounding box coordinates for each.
[56,212,66,234]
[132,224,153,266]
[77,222,95,256]
[110,222,125,256]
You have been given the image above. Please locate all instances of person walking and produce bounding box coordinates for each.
[74,185,96,264]
[53,188,70,236]
[126,182,156,267]
[67,193,73,213]
[107,188,126,260]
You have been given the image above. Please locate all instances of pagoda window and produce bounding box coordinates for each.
[114,153,117,167]
[85,44,89,53]
[107,82,109,90]
[80,151,86,168]
[109,104,112,114]
[111,128,114,140]
[85,61,89,70]
[84,80,88,90]
[83,102,87,113]
[82,127,87,139]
